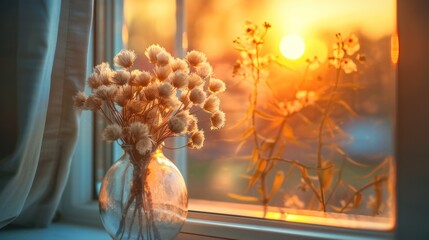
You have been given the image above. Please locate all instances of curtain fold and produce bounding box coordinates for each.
[0,0,93,228]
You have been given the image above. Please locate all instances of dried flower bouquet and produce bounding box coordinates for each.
[74,45,225,239]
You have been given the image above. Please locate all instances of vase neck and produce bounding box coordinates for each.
[120,144,161,154]
[154,145,163,155]
[120,144,163,165]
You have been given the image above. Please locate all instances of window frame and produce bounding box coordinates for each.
[61,0,429,238]
[60,0,123,228]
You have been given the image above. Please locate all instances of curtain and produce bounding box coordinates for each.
[0,0,93,228]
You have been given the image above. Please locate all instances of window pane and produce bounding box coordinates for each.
[123,0,176,66]
[185,0,396,230]
[122,0,177,159]
[123,0,396,231]
[94,0,177,196]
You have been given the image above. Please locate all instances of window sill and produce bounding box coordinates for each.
[59,200,393,240]
[0,223,110,240]
[183,211,394,240]
[189,199,394,232]
[0,222,226,240]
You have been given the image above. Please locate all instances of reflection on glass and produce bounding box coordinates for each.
[124,0,396,230]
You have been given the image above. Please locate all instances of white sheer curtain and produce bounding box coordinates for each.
[0,0,93,228]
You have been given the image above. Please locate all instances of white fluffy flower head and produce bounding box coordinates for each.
[75,45,226,155]
[186,50,207,67]
[114,49,136,68]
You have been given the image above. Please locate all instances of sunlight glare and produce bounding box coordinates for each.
[280,34,305,60]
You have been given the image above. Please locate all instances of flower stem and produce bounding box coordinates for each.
[339,176,387,213]
[316,68,341,212]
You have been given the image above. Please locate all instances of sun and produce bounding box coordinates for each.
[280,34,305,60]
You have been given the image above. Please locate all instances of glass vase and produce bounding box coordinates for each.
[99,145,188,240]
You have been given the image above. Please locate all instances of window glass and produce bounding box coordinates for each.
[123,0,396,230]
[121,0,177,161]
[94,0,177,196]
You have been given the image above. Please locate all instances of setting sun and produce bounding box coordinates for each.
[280,34,305,60]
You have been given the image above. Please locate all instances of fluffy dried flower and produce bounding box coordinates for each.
[145,44,164,64]
[129,122,149,142]
[99,71,113,85]
[176,110,191,125]
[114,49,136,68]
[186,50,207,67]
[87,73,102,89]
[161,96,180,109]
[171,58,189,73]
[170,71,188,89]
[203,95,220,113]
[94,62,111,74]
[156,65,172,81]
[93,62,113,85]
[208,78,226,93]
[189,87,207,105]
[156,51,171,66]
[187,73,204,89]
[115,95,127,107]
[196,62,213,79]
[84,95,102,110]
[188,130,205,149]
[127,100,144,114]
[129,69,142,86]
[145,107,160,127]
[73,91,87,108]
[135,70,151,87]
[158,83,175,98]
[168,116,187,134]
[102,124,122,142]
[115,85,133,106]
[136,137,152,154]
[210,110,226,129]
[112,70,130,85]
[95,85,118,100]
[179,91,191,107]
[187,115,198,132]
[143,83,159,101]
[75,46,225,154]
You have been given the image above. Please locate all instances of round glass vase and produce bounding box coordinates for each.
[99,145,188,240]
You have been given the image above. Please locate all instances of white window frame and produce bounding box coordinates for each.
[61,0,429,239]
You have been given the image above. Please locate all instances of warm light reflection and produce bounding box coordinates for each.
[124,0,175,55]
[270,0,396,41]
[182,32,188,51]
[280,34,305,60]
[189,199,394,231]
[391,33,399,64]
[122,23,129,48]
[303,38,328,62]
